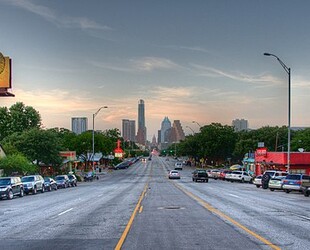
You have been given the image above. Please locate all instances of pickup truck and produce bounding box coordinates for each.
[192,169,209,182]
[301,175,310,197]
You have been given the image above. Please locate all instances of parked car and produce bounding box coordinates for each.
[174,162,183,170]
[68,174,77,187]
[0,177,24,200]
[55,175,70,188]
[261,170,288,189]
[218,170,232,180]
[282,174,310,193]
[269,176,286,191]
[207,169,220,179]
[192,169,209,182]
[226,171,252,183]
[21,175,45,194]
[301,175,310,197]
[44,177,57,191]
[253,175,262,188]
[168,170,180,179]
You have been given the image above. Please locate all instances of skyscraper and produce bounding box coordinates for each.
[71,117,88,135]
[122,119,136,142]
[171,120,185,142]
[232,119,248,132]
[160,116,171,143]
[136,99,147,145]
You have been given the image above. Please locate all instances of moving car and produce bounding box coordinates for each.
[225,171,252,183]
[218,170,232,180]
[44,177,57,191]
[192,169,209,182]
[282,174,310,193]
[21,175,45,194]
[0,177,24,200]
[168,170,180,179]
[253,175,262,188]
[114,161,130,170]
[55,175,70,188]
[269,176,286,191]
[301,176,310,197]
[174,162,183,170]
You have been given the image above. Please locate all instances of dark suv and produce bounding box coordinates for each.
[0,177,24,200]
[192,169,209,182]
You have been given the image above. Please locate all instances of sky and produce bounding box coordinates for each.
[1,0,310,141]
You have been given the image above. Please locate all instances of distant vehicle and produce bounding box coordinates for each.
[269,176,286,191]
[114,161,130,170]
[282,174,310,193]
[226,171,252,183]
[252,175,262,188]
[55,175,70,188]
[68,174,77,187]
[0,177,24,200]
[141,158,147,163]
[192,169,209,182]
[21,175,45,194]
[174,162,183,170]
[207,169,220,179]
[261,170,288,189]
[168,170,180,179]
[44,177,57,191]
[218,170,232,180]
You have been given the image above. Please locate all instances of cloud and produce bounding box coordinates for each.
[89,57,183,73]
[4,0,111,31]
[160,45,211,54]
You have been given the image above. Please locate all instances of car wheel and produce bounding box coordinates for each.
[41,186,45,193]
[19,189,24,197]
[206,179,209,183]
[262,174,270,189]
[75,182,77,187]
[270,189,274,191]
[241,178,245,183]
[256,185,260,188]
[48,186,52,191]
[285,189,290,193]
[304,191,309,197]
[33,186,37,195]
[7,190,14,200]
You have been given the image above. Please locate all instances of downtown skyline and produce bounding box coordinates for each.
[1,0,310,140]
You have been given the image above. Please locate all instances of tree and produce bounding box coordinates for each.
[2,128,63,167]
[0,102,41,141]
[0,153,38,176]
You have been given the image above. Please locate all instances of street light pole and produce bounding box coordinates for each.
[92,106,108,171]
[264,53,291,173]
[192,120,202,128]
[186,125,195,134]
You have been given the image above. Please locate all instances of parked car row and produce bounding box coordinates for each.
[0,173,78,200]
[114,157,142,170]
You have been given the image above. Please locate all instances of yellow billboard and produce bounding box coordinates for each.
[0,56,11,88]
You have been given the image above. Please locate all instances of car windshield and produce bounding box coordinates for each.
[286,175,301,180]
[56,176,65,180]
[21,176,34,182]
[0,178,11,185]
[44,177,50,181]
[68,175,74,179]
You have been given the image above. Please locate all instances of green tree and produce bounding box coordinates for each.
[0,153,38,176]
[0,102,41,141]
[291,128,310,152]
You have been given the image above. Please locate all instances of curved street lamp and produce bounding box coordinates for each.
[92,106,108,171]
[192,120,202,128]
[186,125,195,134]
[264,53,291,173]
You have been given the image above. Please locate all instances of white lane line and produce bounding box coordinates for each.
[58,208,73,216]
[228,194,240,198]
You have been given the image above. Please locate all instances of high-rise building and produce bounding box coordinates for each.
[122,119,136,142]
[71,117,88,135]
[136,99,147,145]
[232,119,248,132]
[160,117,171,143]
[171,120,185,142]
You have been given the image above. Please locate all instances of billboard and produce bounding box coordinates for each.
[0,53,14,97]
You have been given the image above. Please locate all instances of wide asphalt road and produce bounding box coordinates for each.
[0,156,309,250]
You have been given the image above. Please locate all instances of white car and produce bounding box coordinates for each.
[174,162,183,170]
[253,175,262,188]
[168,170,180,179]
[226,171,252,183]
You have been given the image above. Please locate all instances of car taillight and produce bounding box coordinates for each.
[283,180,288,184]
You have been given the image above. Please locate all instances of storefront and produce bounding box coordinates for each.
[255,148,310,176]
